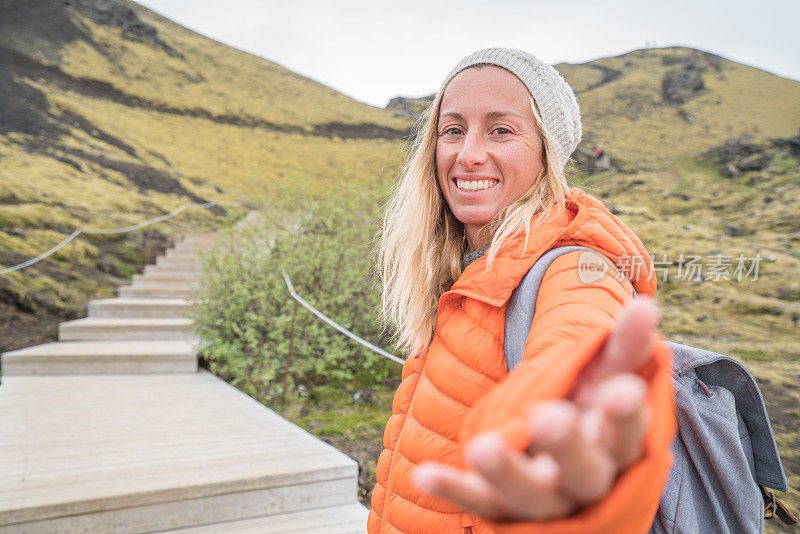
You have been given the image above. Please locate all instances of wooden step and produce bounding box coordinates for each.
[169,247,211,256]
[88,298,192,318]
[155,256,203,267]
[165,249,203,260]
[173,241,218,252]
[0,371,360,533]
[175,241,215,248]
[0,340,197,374]
[157,502,368,533]
[129,282,200,292]
[171,247,213,255]
[59,317,196,341]
[132,273,201,285]
[144,265,203,276]
[118,285,198,299]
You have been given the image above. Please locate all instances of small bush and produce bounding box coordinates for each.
[189,190,400,402]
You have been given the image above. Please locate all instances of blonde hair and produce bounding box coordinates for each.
[378,67,570,356]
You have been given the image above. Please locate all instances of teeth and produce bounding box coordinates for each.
[456,179,498,191]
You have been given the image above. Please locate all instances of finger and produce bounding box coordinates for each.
[575,297,660,403]
[583,374,650,469]
[464,432,574,519]
[602,297,660,373]
[530,400,615,505]
[412,461,509,518]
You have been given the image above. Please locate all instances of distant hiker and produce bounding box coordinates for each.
[373,47,674,533]
[594,145,604,159]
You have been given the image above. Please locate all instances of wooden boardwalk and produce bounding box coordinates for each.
[0,232,367,533]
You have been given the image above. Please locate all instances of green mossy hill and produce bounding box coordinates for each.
[0,0,411,136]
[563,47,800,165]
[0,0,412,351]
[569,133,800,362]
[391,46,800,166]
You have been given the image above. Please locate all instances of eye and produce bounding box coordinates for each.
[493,127,512,135]
[440,126,463,136]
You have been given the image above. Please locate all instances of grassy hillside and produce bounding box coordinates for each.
[0,0,412,350]
[561,47,800,164]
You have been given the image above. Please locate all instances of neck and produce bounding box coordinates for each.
[465,223,491,252]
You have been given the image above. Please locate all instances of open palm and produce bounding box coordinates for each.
[412,297,661,520]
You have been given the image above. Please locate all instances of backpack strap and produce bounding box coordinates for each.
[762,485,799,525]
[504,245,634,373]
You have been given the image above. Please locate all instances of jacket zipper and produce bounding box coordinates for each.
[460,513,475,533]
[446,290,495,534]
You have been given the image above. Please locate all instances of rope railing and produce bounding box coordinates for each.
[282,270,404,365]
[3,202,403,365]
[0,200,244,276]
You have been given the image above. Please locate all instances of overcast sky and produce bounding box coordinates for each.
[135,0,800,108]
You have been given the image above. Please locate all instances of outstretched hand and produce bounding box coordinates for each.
[411,297,661,521]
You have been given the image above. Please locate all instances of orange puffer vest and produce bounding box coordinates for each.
[369,188,677,534]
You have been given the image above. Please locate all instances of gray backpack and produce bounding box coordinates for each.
[505,245,797,532]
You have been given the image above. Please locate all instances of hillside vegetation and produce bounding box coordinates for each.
[561,47,800,163]
[0,0,411,349]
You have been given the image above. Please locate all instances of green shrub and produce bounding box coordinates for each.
[189,190,400,402]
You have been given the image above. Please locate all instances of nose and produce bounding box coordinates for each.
[456,130,488,169]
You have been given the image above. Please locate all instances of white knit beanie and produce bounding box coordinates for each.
[439,47,582,169]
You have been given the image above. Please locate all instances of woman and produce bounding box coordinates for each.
[372,48,676,534]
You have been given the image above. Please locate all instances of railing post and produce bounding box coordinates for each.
[144,229,151,265]
[283,299,299,403]
[69,239,76,278]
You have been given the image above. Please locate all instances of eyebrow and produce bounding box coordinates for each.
[439,111,524,121]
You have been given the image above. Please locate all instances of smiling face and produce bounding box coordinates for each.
[435,65,545,251]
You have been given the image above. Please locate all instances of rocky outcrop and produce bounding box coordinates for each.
[702,135,800,177]
[662,66,705,104]
[660,49,723,105]
[385,95,434,121]
[80,0,181,57]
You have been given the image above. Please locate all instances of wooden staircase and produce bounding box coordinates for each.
[0,233,368,533]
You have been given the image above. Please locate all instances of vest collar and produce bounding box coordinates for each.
[443,188,657,309]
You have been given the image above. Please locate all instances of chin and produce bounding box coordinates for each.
[452,210,495,227]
